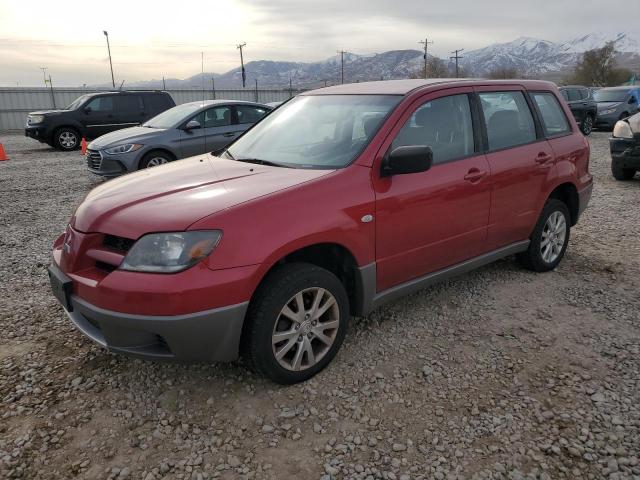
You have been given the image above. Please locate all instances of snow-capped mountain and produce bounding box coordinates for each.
[463,32,640,76]
[125,32,639,89]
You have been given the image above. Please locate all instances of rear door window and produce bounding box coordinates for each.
[391,94,475,164]
[478,91,537,151]
[567,89,582,102]
[116,95,144,112]
[531,92,571,137]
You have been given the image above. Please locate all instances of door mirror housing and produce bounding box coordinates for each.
[184,120,201,130]
[629,96,637,105]
[381,145,433,177]
[83,106,92,114]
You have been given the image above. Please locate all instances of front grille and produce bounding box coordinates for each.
[86,149,102,170]
[103,234,135,253]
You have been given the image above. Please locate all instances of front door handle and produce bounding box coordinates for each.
[535,152,553,164]
[222,132,235,137]
[464,168,487,182]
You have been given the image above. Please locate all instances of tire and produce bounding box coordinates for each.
[611,160,636,181]
[580,114,594,136]
[139,151,173,169]
[241,263,350,384]
[53,127,80,151]
[517,199,570,272]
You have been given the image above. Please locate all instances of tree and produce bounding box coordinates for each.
[488,67,520,79]
[566,41,633,87]
[410,57,450,79]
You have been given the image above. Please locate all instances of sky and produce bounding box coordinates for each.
[1,0,638,87]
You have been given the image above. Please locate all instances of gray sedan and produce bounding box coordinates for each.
[86,100,272,177]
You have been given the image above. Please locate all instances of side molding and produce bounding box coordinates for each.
[356,240,530,316]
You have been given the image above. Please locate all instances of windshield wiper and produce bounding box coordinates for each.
[235,157,291,168]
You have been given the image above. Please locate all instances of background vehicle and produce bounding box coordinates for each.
[594,86,640,129]
[49,79,592,384]
[86,100,272,176]
[25,91,175,151]
[610,112,640,180]
[559,85,597,135]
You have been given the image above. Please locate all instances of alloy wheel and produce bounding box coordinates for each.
[146,156,169,167]
[582,116,593,135]
[540,211,567,263]
[59,131,77,149]
[271,287,340,371]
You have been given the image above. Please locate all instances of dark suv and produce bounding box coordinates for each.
[559,85,597,135]
[25,91,175,151]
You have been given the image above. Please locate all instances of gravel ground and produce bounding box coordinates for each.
[0,131,639,480]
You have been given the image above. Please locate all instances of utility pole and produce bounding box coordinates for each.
[237,42,247,88]
[211,77,216,99]
[255,78,258,102]
[419,37,434,79]
[103,31,115,88]
[337,50,345,84]
[162,76,166,90]
[450,49,464,78]
[289,75,293,98]
[39,67,48,88]
[47,74,56,108]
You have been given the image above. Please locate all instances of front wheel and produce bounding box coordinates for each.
[580,114,594,135]
[53,128,80,151]
[241,263,350,384]
[517,199,570,272]
[139,151,173,169]
[611,160,636,181]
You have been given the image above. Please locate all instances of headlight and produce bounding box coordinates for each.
[120,231,222,273]
[104,143,143,155]
[600,108,616,115]
[29,115,45,124]
[613,121,633,139]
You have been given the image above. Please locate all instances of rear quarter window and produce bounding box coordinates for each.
[531,92,571,137]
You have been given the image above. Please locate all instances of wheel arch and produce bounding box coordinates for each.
[248,242,369,318]
[137,148,177,169]
[547,182,579,226]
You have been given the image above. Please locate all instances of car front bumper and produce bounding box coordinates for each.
[86,148,140,177]
[48,262,249,362]
[25,125,49,142]
[610,137,640,170]
[596,113,621,129]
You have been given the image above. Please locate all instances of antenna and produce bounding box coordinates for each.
[119,80,125,90]
[419,37,434,79]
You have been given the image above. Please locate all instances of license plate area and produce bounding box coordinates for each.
[48,265,73,312]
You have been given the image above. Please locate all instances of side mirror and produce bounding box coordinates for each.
[381,146,433,177]
[629,97,637,105]
[83,106,92,114]
[184,120,201,130]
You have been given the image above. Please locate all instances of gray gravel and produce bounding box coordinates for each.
[0,131,639,480]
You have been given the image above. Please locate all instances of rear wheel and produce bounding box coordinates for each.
[241,263,350,384]
[611,160,636,181]
[517,199,570,272]
[53,127,80,151]
[580,114,594,135]
[139,151,173,169]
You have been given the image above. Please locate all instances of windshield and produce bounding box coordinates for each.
[65,94,90,110]
[593,89,630,103]
[225,94,401,169]
[143,103,203,129]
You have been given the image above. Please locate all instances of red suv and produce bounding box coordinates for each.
[49,79,592,384]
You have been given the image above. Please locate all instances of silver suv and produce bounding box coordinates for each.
[86,100,272,177]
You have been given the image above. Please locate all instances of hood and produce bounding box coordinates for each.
[597,101,622,112]
[71,155,333,238]
[88,126,165,149]
[29,109,67,115]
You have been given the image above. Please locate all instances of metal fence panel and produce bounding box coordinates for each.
[0,87,302,130]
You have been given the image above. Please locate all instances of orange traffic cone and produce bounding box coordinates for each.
[0,143,8,161]
[80,138,87,155]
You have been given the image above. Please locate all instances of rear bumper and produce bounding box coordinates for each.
[65,295,248,361]
[577,183,593,221]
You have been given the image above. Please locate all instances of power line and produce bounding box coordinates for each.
[419,37,434,79]
[450,48,464,78]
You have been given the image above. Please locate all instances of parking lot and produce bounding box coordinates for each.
[0,131,639,479]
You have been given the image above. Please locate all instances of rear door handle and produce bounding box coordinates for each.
[464,168,487,182]
[535,152,553,164]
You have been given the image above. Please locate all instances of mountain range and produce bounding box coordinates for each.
[126,32,639,90]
